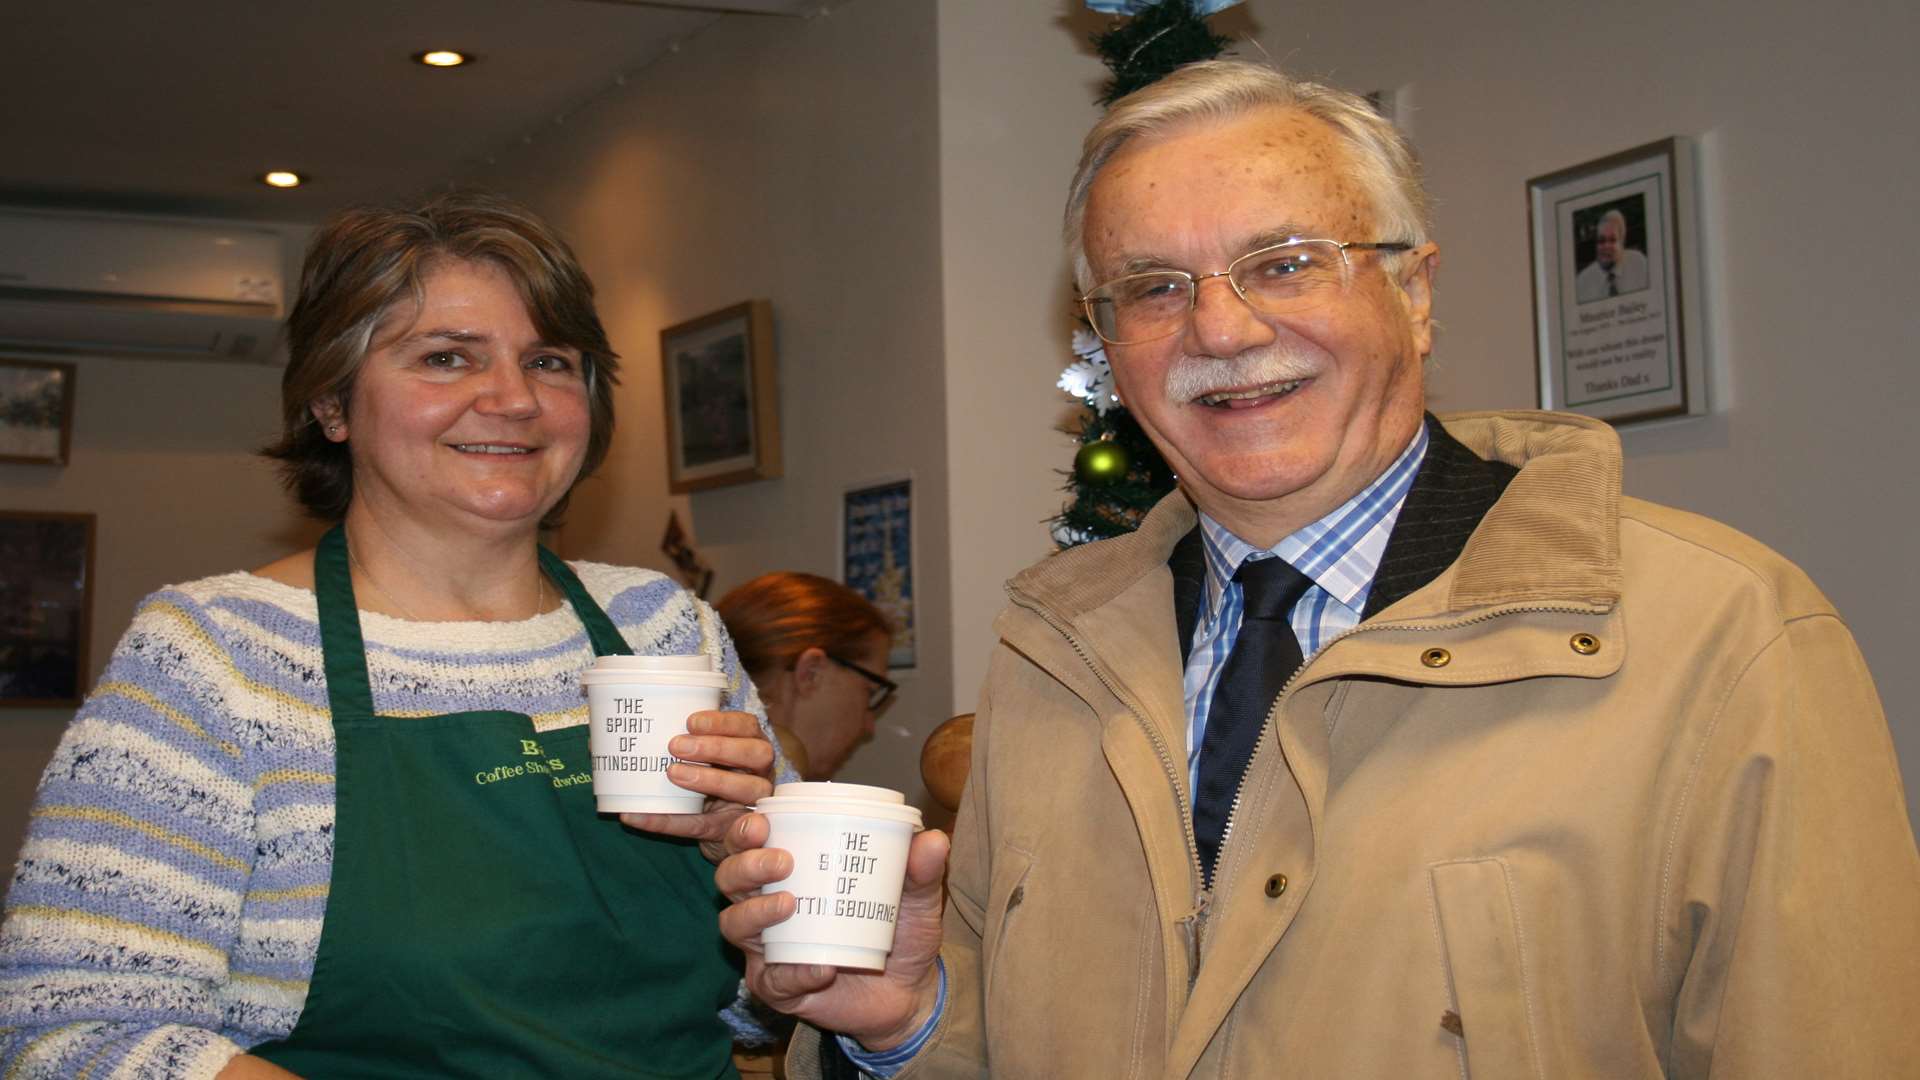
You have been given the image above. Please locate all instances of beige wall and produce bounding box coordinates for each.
[484,0,953,812]
[936,0,1920,834]
[936,2,1113,712]
[0,270,321,862]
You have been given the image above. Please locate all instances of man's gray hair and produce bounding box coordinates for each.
[1063,60,1431,287]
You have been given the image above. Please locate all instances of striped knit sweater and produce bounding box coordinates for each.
[0,562,784,1078]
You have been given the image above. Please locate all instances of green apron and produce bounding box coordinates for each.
[253,526,740,1078]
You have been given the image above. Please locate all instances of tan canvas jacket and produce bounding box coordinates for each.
[797,410,1920,1078]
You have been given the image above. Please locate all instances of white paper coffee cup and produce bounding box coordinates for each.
[581,655,727,814]
[757,782,923,970]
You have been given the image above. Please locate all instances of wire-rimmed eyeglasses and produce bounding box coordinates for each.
[826,653,898,712]
[1078,238,1413,346]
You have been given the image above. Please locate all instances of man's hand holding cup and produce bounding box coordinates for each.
[716,805,951,1051]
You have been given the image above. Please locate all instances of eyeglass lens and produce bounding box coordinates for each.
[829,653,896,710]
[1085,239,1348,345]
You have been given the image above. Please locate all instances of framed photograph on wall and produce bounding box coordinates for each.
[840,476,916,671]
[0,357,77,465]
[660,300,782,493]
[0,510,96,707]
[1527,137,1706,425]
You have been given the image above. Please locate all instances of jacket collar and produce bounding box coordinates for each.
[1363,413,1515,617]
[1009,410,1625,629]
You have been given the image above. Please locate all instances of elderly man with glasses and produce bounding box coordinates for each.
[717,61,1920,1078]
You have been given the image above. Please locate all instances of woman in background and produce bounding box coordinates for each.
[717,573,894,781]
[0,192,780,1079]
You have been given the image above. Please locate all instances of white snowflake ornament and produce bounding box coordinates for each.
[1058,331,1121,415]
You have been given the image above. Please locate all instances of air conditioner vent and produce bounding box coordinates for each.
[0,209,287,364]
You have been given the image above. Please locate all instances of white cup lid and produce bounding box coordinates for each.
[589,654,713,673]
[769,781,905,804]
[756,782,922,827]
[582,653,727,689]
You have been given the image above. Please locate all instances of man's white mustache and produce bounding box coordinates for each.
[1164,349,1320,404]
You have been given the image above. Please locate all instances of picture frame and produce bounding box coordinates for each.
[0,510,96,707]
[659,300,781,493]
[0,357,77,465]
[1527,137,1706,425]
[839,476,916,671]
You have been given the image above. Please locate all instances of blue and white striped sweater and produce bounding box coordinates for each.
[0,562,781,1078]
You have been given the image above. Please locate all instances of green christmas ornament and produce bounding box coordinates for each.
[1074,438,1131,485]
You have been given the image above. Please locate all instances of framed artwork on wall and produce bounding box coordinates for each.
[0,510,96,707]
[660,300,782,493]
[1527,137,1707,425]
[840,476,916,671]
[0,357,77,465]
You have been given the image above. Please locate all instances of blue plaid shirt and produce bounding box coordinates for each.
[1184,424,1427,800]
[845,426,1427,1077]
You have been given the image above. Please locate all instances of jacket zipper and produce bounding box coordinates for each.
[1212,602,1606,889]
[1007,593,1213,984]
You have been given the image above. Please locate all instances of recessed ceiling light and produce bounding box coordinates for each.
[414,49,471,68]
[261,171,304,189]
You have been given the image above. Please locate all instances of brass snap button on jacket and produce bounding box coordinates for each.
[1570,633,1601,655]
[1264,873,1288,898]
[1420,647,1452,668]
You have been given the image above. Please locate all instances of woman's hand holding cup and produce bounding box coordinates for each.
[619,709,775,852]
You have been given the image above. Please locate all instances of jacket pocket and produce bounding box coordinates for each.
[980,842,1033,1009]
[1429,858,1544,1080]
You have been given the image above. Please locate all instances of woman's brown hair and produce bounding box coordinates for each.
[716,572,894,683]
[261,190,619,526]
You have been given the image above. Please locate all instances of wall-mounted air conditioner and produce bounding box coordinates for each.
[0,208,288,364]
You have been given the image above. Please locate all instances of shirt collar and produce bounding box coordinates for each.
[1198,423,1429,625]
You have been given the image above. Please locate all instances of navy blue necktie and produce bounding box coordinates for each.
[1194,556,1314,884]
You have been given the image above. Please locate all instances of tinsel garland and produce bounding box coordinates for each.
[1090,0,1234,106]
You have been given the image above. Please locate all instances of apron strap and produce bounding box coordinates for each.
[314,527,635,723]
[314,524,377,723]
[539,546,634,657]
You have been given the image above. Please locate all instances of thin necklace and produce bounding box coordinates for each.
[345,538,545,621]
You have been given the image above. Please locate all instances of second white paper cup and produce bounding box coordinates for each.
[758,782,923,970]
[581,655,727,814]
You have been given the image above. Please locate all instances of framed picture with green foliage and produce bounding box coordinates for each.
[0,357,76,463]
[0,357,76,465]
[659,301,781,493]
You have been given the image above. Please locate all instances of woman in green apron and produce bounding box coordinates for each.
[0,193,782,1079]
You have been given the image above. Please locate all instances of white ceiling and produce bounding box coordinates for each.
[0,0,813,222]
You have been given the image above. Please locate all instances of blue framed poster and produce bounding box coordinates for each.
[841,477,915,670]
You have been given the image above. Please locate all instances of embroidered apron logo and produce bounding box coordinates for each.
[475,736,591,788]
